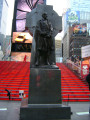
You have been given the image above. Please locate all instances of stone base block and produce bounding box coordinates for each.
[28,68,62,104]
[20,101,71,120]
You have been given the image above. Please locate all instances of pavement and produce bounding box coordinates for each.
[0,100,90,120]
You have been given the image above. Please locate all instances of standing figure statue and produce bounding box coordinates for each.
[34,12,54,66]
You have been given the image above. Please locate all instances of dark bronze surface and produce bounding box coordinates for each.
[34,13,54,66]
[26,4,62,68]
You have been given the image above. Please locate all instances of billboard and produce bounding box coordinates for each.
[11,32,32,52]
[11,32,32,61]
[81,64,89,79]
[66,9,80,24]
[12,32,32,43]
[11,52,31,62]
[11,0,46,61]
[73,23,87,35]
[81,45,90,58]
[13,0,45,32]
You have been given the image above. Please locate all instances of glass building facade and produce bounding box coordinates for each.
[70,0,90,12]
[62,0,90,61]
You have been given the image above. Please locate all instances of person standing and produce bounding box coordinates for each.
[5,89,11,100]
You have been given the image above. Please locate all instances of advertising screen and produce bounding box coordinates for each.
[73,23,87,35]
[66,9,80,24]
[11,32,32,61]
[13,0,44,32]
[11,52,31,62]
[11,32,32,52]
[11,0,46,61]
[12,32,32,43]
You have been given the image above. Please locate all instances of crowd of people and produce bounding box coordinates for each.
[70,55,81,66]
[69,55,90,91]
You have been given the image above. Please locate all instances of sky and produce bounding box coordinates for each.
[47,0,68,39]
[6,0,68,39]
[47,0,68,16]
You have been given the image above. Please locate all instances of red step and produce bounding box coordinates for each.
[0,61,89,102]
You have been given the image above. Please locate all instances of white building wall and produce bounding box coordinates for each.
[6,0,15,35]
[0,0,3,30]
[0,0,9,54]
[0,0,8,35]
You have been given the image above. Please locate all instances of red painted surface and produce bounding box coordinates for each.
[0,61,89,102]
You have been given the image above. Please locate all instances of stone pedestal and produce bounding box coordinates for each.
[20,102,71,120]
[28,68,62,104]
[20,68,71,120]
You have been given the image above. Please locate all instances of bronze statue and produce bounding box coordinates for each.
[34,12,54,66]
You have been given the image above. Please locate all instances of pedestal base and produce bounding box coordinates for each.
[20,68,71,120]
[20,99,71,120]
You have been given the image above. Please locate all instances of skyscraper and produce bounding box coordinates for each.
[62,0,90,62]
[70,0,90,12]
[0,0,9,35]
[0,0,9,52]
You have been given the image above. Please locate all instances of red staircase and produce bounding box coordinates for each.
[57,63,90,102]
[0,61,30,101]
[0,61,89,101]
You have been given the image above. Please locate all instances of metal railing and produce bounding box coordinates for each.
[65,59,89,80]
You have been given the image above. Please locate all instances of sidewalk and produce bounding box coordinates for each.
[0,100,90,120]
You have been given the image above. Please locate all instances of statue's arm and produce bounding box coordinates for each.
[47,22,53,37]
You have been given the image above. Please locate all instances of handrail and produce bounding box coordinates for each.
[65,59,89,80]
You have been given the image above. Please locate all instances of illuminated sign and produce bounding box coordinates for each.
[11,32,32,52]
[66,9,80,23]
[81,64,89,78]
[12,32,32,43]
[13,0,44,32]
[73,23,87,35]
[11,52,31,62]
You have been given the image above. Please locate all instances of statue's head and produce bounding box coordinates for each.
[42,12,47,19]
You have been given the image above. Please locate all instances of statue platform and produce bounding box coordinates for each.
[20,68,71,120]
